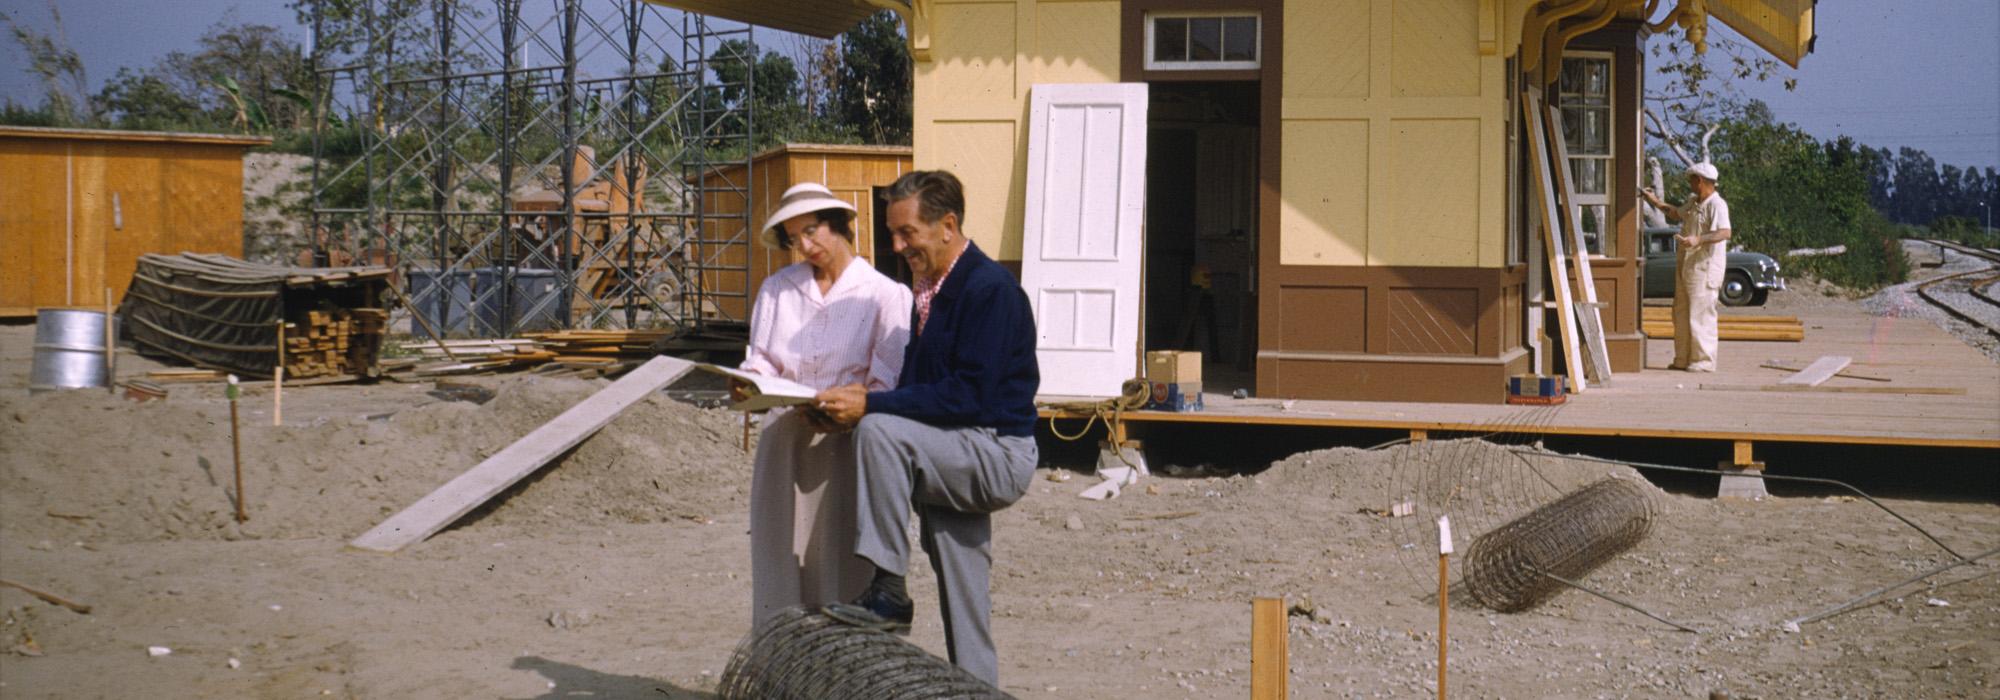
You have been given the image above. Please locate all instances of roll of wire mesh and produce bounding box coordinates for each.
[1463,477,1657,613]
[717,607,1014,700]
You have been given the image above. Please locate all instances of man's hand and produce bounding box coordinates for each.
[1677,233,1700,248]
[728,378,752,403]
[798,406,845,434]
[815,384,868,428]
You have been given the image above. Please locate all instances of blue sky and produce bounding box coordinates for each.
[2,0,1995,169]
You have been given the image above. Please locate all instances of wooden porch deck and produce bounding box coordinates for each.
[1041,303,2000,451]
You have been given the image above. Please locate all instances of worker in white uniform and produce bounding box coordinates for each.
[1641,161,1732,372]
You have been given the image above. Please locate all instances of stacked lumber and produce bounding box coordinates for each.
[400,338,544,359]
[525,329,673,363]
[1641,307,1804,342]
[285,308,389,378]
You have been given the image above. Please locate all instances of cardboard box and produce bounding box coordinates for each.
[1508,374,1563,399]
[1146,351,1202,384]
[1148,381,1203,412]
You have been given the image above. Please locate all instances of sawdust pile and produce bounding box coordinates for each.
[0,375,749,546]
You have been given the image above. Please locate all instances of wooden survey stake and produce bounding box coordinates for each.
[1438,515,1454,700]
[227,375,247,523]
[1251,597,1288,699]
[273,321,285,426]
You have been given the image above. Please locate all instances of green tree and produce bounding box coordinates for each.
[1,3,96,125]
[832,11,911,145]
[1709,106,1907,289]
[96,68,212,131]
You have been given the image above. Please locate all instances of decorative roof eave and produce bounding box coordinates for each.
[1515,0,1815,77]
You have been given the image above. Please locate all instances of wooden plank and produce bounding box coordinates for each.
[1779,356,1852,386]
[350,355,695,553]
[1698,384,1966,396]
[1544,106,1613,385]
[1522,89,1587,392]
[1760,361,1890,382]
[1250,597,1288,700]
[1733,440,1754,466]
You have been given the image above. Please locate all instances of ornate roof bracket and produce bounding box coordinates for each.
[1521,0,1599,78]
[1543,0,1629,85]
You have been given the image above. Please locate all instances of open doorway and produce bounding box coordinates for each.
[1145,81,1259,395]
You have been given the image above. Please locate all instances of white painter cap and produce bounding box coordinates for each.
[1687,161,1719,183]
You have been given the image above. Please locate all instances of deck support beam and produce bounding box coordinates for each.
[1718,439,1769,500]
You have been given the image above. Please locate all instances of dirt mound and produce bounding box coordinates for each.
[0,374,748,546]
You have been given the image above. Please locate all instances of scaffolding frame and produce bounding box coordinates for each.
[307,0,756,339]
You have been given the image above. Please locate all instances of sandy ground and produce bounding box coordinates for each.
[3,316,1997,698]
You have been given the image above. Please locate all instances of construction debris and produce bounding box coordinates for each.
[119,253,392,379]
[284,309,388,379]
[1641,308,1805,342]
[717,607,1010,700]
[1462,478,1657,613]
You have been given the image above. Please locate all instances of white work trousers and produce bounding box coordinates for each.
[1674,243,1725,371]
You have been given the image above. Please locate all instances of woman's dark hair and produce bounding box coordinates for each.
[884,170,965,226]
[773,208,855,250]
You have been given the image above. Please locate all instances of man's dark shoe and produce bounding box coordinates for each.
[823,586,913,634]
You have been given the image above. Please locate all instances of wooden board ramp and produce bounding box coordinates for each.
[349,354,695,553]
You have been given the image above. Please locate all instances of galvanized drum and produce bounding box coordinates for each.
[29,309,112,393]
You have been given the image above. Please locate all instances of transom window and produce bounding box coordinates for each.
[1146,12,1260,70]
[1559,53,1614,256]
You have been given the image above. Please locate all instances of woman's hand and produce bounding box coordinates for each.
[728,378,752,403]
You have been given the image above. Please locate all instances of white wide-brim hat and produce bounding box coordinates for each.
[760,182,856,249]
[1687,161,1719,183]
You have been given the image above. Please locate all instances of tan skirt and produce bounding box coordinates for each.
[748,408,873,626]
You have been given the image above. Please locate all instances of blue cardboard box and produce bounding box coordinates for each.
[1148,381,1203,412]
[1508,374,1563,398]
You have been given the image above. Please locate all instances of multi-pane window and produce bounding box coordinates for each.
[1559,54,1613,256]
[1147,13,1260,70]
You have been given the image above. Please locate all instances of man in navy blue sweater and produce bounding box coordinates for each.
[813,170,1039,685]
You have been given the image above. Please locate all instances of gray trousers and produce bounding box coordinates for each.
[853,413,1037,686]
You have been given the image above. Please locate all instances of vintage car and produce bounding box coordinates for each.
[1642,226,1786,306]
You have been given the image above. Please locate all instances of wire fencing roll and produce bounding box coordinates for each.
[1462,477,1658,613]
[717,607,1014,700]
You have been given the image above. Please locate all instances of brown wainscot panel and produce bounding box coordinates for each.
[1259,265,1529,403]
[1279,286,1367,353]
[1269,350,1531,404]
[1387,287,1478,355]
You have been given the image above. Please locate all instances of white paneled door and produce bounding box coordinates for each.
[1022,83,1149,397]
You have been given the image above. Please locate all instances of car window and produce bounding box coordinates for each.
[1646,234,1670,255]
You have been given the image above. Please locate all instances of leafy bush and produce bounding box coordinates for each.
[1708,112,1910,290]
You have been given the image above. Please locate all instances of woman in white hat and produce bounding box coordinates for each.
[1642,162,1732,371]
[739,182,913,625]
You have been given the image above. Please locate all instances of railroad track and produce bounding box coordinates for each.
[1910,238,2000,337]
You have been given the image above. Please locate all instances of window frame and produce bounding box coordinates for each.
[1557,51,1615,257]
[1144,11,1263,71]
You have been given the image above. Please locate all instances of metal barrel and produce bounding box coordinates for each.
[29,309,111,393]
